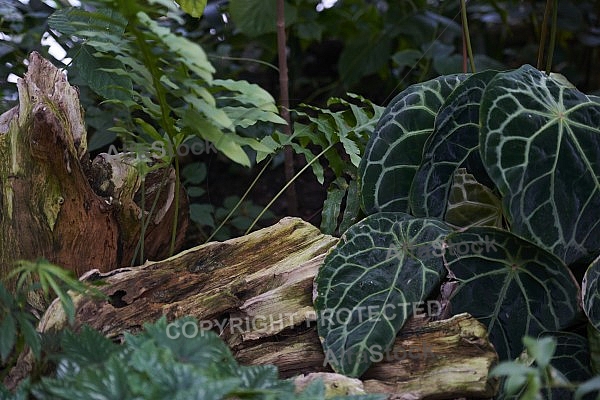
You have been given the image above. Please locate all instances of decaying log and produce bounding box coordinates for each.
[0,52,188,293]
[11,217,498,399]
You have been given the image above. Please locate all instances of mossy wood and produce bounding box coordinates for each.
[0,52,189,293]
[10,217,498,399]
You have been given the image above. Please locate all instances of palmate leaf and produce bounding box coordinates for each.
[582,256,600,330]
[410,70,498,218]
[359,74,467,215]
[315,213,451,377]
[445,227,581,360]
[480,64,600,265]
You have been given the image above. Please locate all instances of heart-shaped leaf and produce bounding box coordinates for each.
[359,74,467,215]
[410,70,497,217]
[445,169,503,229]
[582,256,600,331]
[445,227,581,360]
[314,212,451,377]
[479,65,600,265]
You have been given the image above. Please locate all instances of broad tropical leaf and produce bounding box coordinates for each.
[582,256,600,331]
[359,74,467,215]
[410,70,497,217]
[315,213,451,377]
[444,169,503,229]
[479,65,600,265]
[445,227,581,360]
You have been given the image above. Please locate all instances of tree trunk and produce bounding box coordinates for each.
[0,52,189,301]
[8,217,498,399]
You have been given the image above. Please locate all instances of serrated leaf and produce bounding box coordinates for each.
[315,212,451,377]
[582,257,600,331]
[410,70,498,217]
[359,74,467,215]
[444,169,503,229]
[479,64,600,265]
[446,227,581,360]
[175,0,207,17]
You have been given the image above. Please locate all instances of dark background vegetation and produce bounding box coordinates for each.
[1,0,599,243]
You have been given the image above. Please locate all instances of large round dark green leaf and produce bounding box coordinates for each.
[445,227,581,360]
[582,256,600,331]
[314,212,451,377]
[479,64,600,265]
[359,74,467,215]
[410,70,498,218]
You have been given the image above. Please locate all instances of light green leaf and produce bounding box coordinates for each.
[175,0,207,17]
[137,12,215,82]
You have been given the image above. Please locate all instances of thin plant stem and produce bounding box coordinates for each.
[245,142,336,235]
[545,0,558,74]
[537,0,553,70]
[276,0,298,216]
[205,157,272,243]
[460,0,476,73]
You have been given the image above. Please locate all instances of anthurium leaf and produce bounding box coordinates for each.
[582,257,600,330]
[359,74,467,215]
[444,168,503,229]
[446,227,581,360]
[315,212,451,377]
[589,324,600,375]
[539,332,592,382]
[479,64,600,265]
[410,70,498,217]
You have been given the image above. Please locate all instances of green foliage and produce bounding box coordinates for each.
[47,1,283,168]
[290,94,384,234]
[490,335,599,400]
[0,259,105,376]
[314,65,600,386]
[2,316,383,400]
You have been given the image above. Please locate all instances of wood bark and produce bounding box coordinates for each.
[9,217,498,399]
[0,52,189,299]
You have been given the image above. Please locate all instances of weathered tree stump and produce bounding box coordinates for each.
[0,52,189,296]
[8,217,498,399]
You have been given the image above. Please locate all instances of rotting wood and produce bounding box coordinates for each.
[8,217,498,399]
[0,52,188,295]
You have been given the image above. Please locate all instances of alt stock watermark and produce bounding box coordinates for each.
[107,139,218,161]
